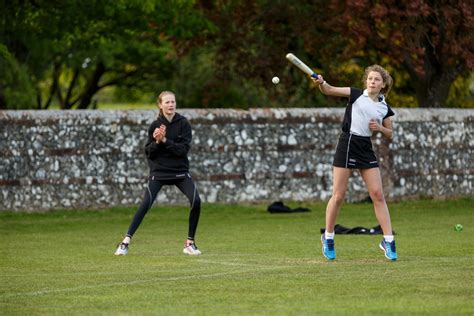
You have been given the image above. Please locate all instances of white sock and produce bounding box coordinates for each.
[384,235,394,243]
[122,236,131,244]
[325,231,335,240]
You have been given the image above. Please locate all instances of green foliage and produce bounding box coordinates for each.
[320,0,474,108]
[0,0,212,109]
[1,0,472,109]
[446,73,474,108]
[0,45,36,109]
[1,198,473,314]
[188,0,473,109]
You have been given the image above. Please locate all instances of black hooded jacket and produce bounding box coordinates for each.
[144,113,192,179]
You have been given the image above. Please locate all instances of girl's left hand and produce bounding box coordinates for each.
[369,119,380,131]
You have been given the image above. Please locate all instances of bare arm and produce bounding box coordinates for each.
[369,117,393,139]
[311,75,350,97]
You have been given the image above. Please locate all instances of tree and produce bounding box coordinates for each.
[3,1,471,109]
[195,0,473,108]
[325,0,474,107]
[0,44,36,108]
[194,0,335,108]
[0,0,212,109]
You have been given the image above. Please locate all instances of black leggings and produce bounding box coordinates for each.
[126,177,201,240]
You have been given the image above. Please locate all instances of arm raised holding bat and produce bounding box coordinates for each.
[311,71,393,139]
[311,75,350,98]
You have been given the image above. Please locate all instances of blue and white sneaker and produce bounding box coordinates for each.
[379,239,398,261]
[321,235,336,260]
[114,242,129,256]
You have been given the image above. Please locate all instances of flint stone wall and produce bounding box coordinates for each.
[0,108,472,211]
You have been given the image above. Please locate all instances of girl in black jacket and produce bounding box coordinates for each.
[115,91,202,256]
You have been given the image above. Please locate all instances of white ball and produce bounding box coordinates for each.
[272,76,280,84]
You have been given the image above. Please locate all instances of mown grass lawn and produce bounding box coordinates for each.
[1,198,473,315]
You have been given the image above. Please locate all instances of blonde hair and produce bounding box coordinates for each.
[363,65,393,96]
[157,91,175,116]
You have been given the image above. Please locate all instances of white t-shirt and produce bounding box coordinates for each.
[341,88,394,137]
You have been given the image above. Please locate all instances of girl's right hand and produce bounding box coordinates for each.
[153,129,161,142]
[153,125,166,142]
[311,74,325,85]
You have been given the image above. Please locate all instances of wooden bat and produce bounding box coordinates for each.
[286,53,318,78]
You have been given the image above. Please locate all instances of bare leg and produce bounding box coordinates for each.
[360,168,393,235]
[325,167,351,233]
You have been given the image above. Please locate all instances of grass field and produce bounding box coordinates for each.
[1,198,473,315]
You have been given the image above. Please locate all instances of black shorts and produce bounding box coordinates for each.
[333,133,379,169]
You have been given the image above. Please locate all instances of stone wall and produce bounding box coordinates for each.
[0,108,472,211]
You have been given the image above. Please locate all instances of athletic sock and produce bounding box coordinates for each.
[325,231,335,240]
[384,235,394,243]
[185,237,194,246]
[122,236,131,244]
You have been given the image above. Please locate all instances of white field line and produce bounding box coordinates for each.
[1,259,284,278]
[1,261,298,299]
[194,259,274,267]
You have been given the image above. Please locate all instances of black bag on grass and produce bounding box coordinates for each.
[267,201,311,213]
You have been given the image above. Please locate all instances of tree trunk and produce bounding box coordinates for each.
[64,68,79,107]
[413,32,461,108]
[76,62,106,109]
[0,87,6,109]
[43,62,60,109]
[416,67,459,108]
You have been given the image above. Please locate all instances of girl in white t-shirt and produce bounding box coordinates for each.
[312,65,398,261]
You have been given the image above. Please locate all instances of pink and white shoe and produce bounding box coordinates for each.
[183,241,201,256]
[114,242,129,256]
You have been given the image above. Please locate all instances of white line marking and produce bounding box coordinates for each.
[195,259,273,268]
[345,133,352,168]
[1,264,293,298]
